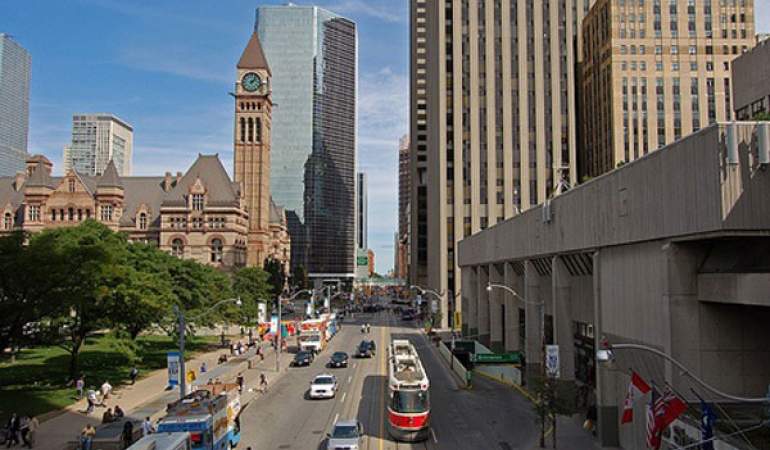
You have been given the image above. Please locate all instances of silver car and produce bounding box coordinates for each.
[326,419,363,450]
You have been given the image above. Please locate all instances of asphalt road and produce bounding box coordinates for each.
[238,309,542,450]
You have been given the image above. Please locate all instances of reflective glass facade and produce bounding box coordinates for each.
[256,6,357,278]
[0,34,30,176]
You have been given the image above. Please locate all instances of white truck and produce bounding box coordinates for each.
[126,432,192,450]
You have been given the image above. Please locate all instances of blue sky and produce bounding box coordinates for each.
[3,1,769,273]
[3,0,408,273]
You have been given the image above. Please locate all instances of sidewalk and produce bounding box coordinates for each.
[39,340,292,450]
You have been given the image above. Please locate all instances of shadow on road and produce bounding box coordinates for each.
[357,374,389,443]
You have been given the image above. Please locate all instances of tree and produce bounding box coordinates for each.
[232,267,274,325]
[164,259,234,332]
[31,220,128,378]
[292,264,309,290]
[263,258,285,295]
[530,376,578,448]
[752,111,770,121]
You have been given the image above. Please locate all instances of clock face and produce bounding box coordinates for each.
[242,72,262,92]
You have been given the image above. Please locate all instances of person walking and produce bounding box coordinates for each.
[200,361,207,374]
[79,424,95,450]
[86,388,97,414]
[100,380,112,405]
[141,417,154,437]
[121,421,134,449]
[236,373,245,393]
[5,413,19,447]
[23,415,37,449]
[75,375,85,400]
[18,415,29,448]
[259,373,268,393]
[129,367,138,385]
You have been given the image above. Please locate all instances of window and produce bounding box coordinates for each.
[3,213,12,230]
[101,204,113,221]
[28,205,40,222]
[192,194,204,211]
[171,239,184,258]
[139,213,148,230]
[68,179,76,192]
[211,239,223,263]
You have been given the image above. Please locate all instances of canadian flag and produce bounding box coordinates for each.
[621,371,652,424]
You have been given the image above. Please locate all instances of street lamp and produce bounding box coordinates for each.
[410,285,444,323]
[596,341,770,404]
[486,282,546,370]
[277,289,312,372]
[173,297,242,400]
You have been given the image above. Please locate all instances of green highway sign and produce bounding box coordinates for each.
[472,352,523,364]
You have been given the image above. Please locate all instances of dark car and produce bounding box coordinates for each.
[329,352,349,368]
[401,311,414,321]
[292,351,314,367]
[366,340,376,355]
[356,341,373,358]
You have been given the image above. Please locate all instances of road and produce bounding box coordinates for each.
[238,309,543,450]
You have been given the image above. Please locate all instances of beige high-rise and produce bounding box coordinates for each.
[581,0,755,179]
[409,0,595,328]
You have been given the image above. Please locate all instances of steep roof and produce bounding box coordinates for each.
[163,155,240,207]
[269,198,284,224]
[97,160,124,189]
[24,163,55,188]
[237,32,272,75]
[120,177,166,227]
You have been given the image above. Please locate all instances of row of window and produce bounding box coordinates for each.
[170,238,247,265]
[167,216,228,229]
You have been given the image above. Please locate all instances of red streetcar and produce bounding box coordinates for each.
[386,339,430,442]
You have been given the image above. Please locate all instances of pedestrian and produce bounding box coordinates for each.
[257,345,264,361]
[5,412,19,447]
[200,361,207,373]
[101,408,114,424]
[121,421,134,449]
[129,366,138,385]
[100,380,112,405]
[141,417,154,437]
[236,373,244,393]
[18,414,30,448]
[86,388,97,414]
[23,415,37,448]
[113,405,125,419]
[75,375,85,400]
[80,424,95,450]
[259,373,268,393]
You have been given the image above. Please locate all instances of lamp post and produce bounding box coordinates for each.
[173,297,242,400]
[278,289,312,372]
[410,285,444,325]
[486,283,545,368]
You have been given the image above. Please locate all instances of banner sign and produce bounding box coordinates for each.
[270,315,279,334]
[257,303,267,324]
[545,345,560,378]
[167,351,181,386]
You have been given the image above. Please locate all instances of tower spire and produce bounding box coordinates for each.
[237,32,272,75]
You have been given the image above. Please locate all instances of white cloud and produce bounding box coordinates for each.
[757,3,770,33]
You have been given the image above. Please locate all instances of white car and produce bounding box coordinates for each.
[309,374,338,399]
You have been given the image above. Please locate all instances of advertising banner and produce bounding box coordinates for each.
[270,315,279,335]
[545,345,560,378]
[167,351,181,387]
[257,303,267,323]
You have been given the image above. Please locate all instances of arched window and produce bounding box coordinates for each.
[171,239,184,258]
[247,118,254,142]
[240,117,246,142]
[211,239,223,263]
[139,213,147,230]
[51,210,56,221]
[77,209,83,221]
[255,118,262,142]
[68,208,74,221]
[3,213,12,230]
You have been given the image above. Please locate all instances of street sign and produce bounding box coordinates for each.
[546,344,560,378]
[167,351,181,387]
[472,352,523,364]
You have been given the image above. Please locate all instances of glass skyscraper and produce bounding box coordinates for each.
[255,5,357,280]
[0,34,31,176]
[63,114,133,176]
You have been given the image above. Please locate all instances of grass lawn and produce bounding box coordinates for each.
[0,333,220,422]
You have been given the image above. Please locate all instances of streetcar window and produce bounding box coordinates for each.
[391,390,429,413]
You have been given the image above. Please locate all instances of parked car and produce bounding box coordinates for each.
[329,352,349,368]
[326,419,363,450]
[292,350,314,367]
[309,374,338,399]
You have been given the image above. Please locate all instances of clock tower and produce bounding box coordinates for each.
[234,32,272,267]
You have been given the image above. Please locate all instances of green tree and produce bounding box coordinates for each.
[263,258,285,295]
[292,264,309,290]
[530,376,578,448]
[752,111,770,121]
[31,220,128,378]
[232,267,274,325]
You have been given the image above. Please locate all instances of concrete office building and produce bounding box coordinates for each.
[458,122,770,448]
[255,5,357,281]
[732,36,770,120]
[63,114,133,176]
[356,171,367,250]
[397,134,410,280]
[0,34,31,176]
[409,0,595,328]
[580,0,755,179]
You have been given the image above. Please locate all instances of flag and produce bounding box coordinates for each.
[646,389,659,449]
[647,387,687,449]
[700,400,717,450]
[621,371,652,423]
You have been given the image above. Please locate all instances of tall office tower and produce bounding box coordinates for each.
[63,114,133,176]
[580,0,755,179]
[397,134,410,280]
[0,34,31,176]
[256,4,357,283]
[409,0,594,328]
[356,172,367,250]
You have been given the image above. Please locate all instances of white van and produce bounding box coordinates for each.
[126,432,191,450]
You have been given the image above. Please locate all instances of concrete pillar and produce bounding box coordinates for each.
[489,264,504,353]
[477,265,490,346]
[461,266,477,337]
[552,256,575,381]
[503,262,520,352]
[524,260,542,376]
[593,250,620,447]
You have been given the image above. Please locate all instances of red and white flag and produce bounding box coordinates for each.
[646,387,687,449]
[621,371,651,424]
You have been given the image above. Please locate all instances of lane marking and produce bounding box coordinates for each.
[334,413,339,424]
[431,428,438,443]
[348,375,353,384]
[378,313,387,450]
[341,391,347,403]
